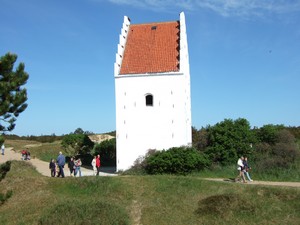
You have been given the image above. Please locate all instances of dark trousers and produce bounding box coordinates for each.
[96,166,101,176]
[57,165,65,178]
[51,169,56,177]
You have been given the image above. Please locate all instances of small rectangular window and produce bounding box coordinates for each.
[146,94,153,106]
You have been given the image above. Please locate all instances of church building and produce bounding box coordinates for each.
[114,12,192,171]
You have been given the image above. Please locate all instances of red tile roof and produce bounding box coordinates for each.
[119,21,180,75]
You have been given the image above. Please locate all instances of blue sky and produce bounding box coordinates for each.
[1,0,300,136]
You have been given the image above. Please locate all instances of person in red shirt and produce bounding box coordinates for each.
[96,154,101,176]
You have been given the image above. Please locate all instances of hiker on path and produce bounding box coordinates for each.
[91,156,97,176]
[74,158,82,177]
[68,157,75,176]
[243,157,253,182]
[56,151,66,178]
[49,159,56,177]
[236,156,246,183]
[96,154,101,176]
[1,143,5,155]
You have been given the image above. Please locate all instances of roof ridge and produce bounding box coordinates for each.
[130,20,179,26]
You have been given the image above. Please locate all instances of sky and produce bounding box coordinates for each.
[1,0,300,136]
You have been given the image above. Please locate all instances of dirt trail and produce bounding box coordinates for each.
[204,178,300,188]
[1,148,299,186]
[0,147,117,177]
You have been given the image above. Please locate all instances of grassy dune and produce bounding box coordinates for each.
[0,161,300,225]
[5,139,62,162]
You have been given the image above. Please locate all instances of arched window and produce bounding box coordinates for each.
[145,94,153,106]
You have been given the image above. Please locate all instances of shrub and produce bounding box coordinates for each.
[0,190,13,206]
[92,138,116,166]
[253,130,299,171]
[61,134,94,156]
[0,161,11,181]
[145,146,209,175]
[204,118,255,165]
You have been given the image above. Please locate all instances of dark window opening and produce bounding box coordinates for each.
[146,94,153,106]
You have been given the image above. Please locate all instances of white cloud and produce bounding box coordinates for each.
[102,0,300,17]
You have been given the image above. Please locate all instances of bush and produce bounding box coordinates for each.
[145,146,209,175]
[61,134,94,156]
[253,130,299,172]
[0,161,11,181]
[0,190,13,206]
[204,118,255,165]
[92,138,116,166]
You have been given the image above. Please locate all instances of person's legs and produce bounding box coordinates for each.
[244,171,252,181]
[59,165,65,178]
[96,166,100,176]
[235,169,242,181]
[241,171,247,182]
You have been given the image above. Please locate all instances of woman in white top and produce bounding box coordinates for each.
[91,156,97,176]
[236,156,246,183]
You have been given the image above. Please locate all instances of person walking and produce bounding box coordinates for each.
[49,159,56,177]
[243,157,253,182]
[1,143,5,155]
[96,154,101,176]
[74,158,82,177]
[56,151,66,178]
[91,156,97,176]
[68,157,75,176]
[235,156,246,183]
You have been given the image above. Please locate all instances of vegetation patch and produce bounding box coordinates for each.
[38,200,130,225]
[196,193,255,218]
[144,147,209,175]
[0,190,13,206]
[0,161,11,181]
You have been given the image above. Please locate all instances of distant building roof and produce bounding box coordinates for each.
[119,21,180,75]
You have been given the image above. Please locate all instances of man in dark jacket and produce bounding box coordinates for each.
[68,157,75,176]
[57,151,66,178]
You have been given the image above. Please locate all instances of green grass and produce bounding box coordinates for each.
[5,139,300,182]
[6,139,62,162]
[0,161,300,225]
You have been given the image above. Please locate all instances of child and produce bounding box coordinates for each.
[49,159,56,177]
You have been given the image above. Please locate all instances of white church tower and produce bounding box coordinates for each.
[114,12,192,171]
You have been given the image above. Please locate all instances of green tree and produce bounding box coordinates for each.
[73,128,84,134]
[255,124,285,145]
[192,126,209,152]
[205,118,255,165]
[61,134,94,156]
[92,138,116,166]
[0,53,29,132]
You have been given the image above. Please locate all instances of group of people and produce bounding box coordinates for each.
[49,151,66,178]
[21,149,31,160]
[49,152,101,178]
[236,156,253,183]
[67,157,83,177]
[91,155,101,176]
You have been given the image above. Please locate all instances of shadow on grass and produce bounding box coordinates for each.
[195,193,256,218]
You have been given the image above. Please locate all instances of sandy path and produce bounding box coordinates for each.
[204,178,300,188]
[0,147,117,177]
[1,148,299,186]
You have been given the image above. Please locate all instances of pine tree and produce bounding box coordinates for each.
[0,52,29,132]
